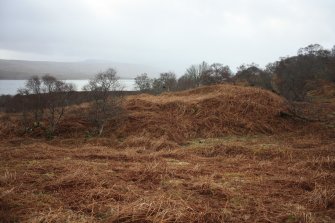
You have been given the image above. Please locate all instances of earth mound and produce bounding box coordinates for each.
[116,84,293,144]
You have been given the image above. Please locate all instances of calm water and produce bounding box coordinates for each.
[0,79,136,95]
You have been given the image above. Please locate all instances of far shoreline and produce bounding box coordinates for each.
[0,78,135,80]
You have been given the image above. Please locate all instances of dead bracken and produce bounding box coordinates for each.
[0,84,335,222]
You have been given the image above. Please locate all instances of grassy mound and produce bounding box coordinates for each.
[0,84,295,146]
[116,84,292,144]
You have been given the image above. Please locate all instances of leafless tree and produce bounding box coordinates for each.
[201,63,232,85]
[41,74,75,135]
[159,72,177,92]
[184,61,209,87]
[177,74,197,91]
[151,78,164,94]
[83,68,124,136]
[24,75,43,124]
[16,88,31,132]
[151,72,177,93]
[135,73,152,92]
[234,63,272,90]
[17,75,76,136]
[297,44,331,57]
[271,44,335,101]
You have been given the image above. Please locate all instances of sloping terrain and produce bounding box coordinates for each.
[1,84,295,145]
[117,84,294,145]
[0,133,334,222]
[0,84,334,222]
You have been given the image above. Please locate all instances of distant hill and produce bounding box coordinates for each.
[0,59,159,80]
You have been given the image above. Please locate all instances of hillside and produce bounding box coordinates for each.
[0,84,296,143]
[0,59,159,80]
[117,84,294,146]
[0,84,334,222]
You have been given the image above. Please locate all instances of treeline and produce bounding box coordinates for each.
[135,44,335,101]
[1,69,127,138]
[0,43,334,138]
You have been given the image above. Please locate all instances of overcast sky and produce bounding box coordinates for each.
[0,0,334,75]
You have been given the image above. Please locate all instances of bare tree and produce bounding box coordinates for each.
[159,72,177,92]
[151,78,164,94]
[234,63,272,90]
[151,72,177,93]
[135,73,152,92]
[185,65,200,87]
[178,62,231,90]
[331,45,335,57]
[16,88,31,133]
[297,44,324,56]
[201,63,232,85]
[41,75,75,136]
[271,44,335,101]
[17,75,76,136]
[83,68,124,136]
[24,76,43,125]
[184,61,209,87]
[177,74,197,91]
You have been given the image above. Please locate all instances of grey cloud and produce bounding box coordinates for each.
[0,0,334,75]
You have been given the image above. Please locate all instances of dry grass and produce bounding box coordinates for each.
[117,84,294,143]
[307,185,335,210]
[1,84,296,143]
[121,135,178,151]
[0,132,334,222]
[0,84,334,222]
